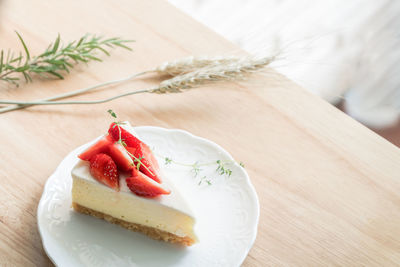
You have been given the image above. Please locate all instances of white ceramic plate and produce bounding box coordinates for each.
[37,126,259,267]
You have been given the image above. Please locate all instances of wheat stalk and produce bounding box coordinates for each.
[0,55,274,112]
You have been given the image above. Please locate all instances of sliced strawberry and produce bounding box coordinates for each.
[108,143,134,172]
[129,142,161,183]
[109,123,161,183]
[89,153,119,191]
[78,135,113,161]
[138,143,160,175]
[126,171,170,198]
[108,122,141,147]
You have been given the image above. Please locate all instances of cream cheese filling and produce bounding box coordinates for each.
[72,160,196,240]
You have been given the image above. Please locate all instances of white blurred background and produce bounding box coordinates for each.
[169,0,400,133]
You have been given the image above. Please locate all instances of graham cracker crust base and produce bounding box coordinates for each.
[72,202,194,246]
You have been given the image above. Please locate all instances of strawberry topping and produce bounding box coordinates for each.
[108,143,134,172]
[126,170,170,198]
[78,135,113,161]
[77,121,169,198]
[89,153,119,191]
[108,123,161,183]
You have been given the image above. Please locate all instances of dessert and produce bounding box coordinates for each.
[71,122,197,246]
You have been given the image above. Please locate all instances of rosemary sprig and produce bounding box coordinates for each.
[0,32,133,86]
[163,156,244,185]
[216,160,232,177]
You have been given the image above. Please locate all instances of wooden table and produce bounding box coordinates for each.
[1,0,400,266]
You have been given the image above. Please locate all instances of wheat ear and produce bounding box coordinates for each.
[153,56,275,93]
[155,56,240,76]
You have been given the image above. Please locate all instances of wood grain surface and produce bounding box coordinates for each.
[1,0,400,266]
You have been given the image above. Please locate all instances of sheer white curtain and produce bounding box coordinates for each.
[169,0,400,128]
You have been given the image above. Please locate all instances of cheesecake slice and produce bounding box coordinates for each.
[71,122,197,246]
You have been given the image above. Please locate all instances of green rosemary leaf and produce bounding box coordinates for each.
[63,61,73,68]
[76,36,86,47]
[83,54,102,62]
[47,70,64,79]
[15,31,30,62]
[9,55,23,64]
[102,37,119,43]
[15,65,29,72]
[111,42,132,51]
[165,157,173,165]
[107,109,117,118]
[22,72,31,83]
[5,49,11,63]
[0,51,4,73]
[51,34,61,54]
[95,46,110,56]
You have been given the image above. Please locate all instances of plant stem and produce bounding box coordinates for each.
[0,88,155,108]
[164,156,235,167]
[0,70,14,79]
[0,70,152,113]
